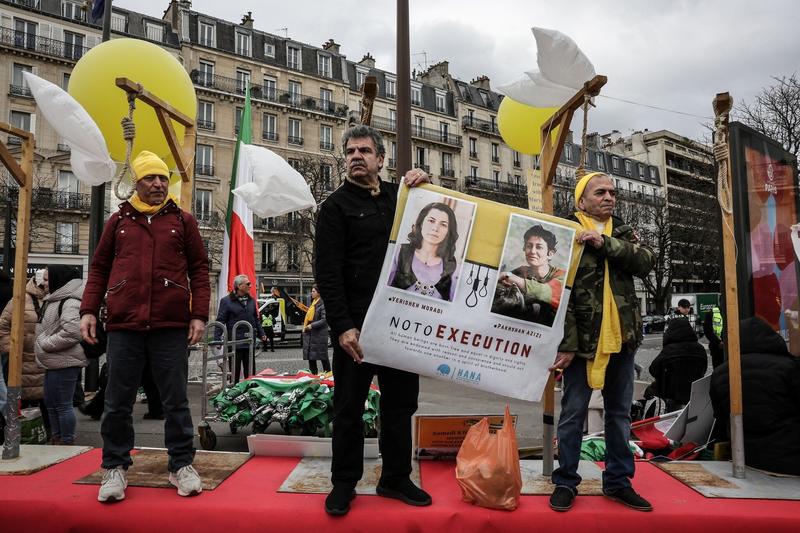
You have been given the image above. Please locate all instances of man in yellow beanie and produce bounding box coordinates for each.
[548,172,655,512]
[80,150,210,502]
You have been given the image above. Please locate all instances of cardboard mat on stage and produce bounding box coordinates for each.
[75,448,250,490]
[279,458,422,494]
[278,458,603,495]
[656,461,800,500]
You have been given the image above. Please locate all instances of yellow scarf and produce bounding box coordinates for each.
[575,211,622,389]
[128,192,177,215]
[304,297,319,329]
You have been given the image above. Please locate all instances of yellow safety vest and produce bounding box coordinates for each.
[712,307,723,337]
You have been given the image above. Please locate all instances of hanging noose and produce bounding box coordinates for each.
[113,91,140,200]
[575,94,591,179]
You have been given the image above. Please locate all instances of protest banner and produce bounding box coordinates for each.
[359,184,583,401]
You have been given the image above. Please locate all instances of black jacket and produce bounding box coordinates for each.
[648,317,708,404]
[710,317,800,475]
[314,180,399,335]
[214,293,265,343]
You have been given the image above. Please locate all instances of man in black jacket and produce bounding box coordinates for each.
[710,317,800,476]
[315,125,429,516]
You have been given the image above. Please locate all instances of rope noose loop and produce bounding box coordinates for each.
[113,91,139,201]
[714,111,734,215]
[575,94,591,179]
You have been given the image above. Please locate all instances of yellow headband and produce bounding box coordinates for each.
[574,171,607,207]
[131,150,169,182]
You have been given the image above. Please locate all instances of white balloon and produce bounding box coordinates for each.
[22,71,116,186]
[232,144,316,219]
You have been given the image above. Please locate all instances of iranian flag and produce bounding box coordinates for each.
[219,86,256,300]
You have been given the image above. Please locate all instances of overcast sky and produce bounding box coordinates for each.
[115,0,799,143]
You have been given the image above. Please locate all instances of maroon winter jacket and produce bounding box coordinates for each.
[80,199,211,331]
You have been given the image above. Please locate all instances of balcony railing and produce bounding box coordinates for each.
[441,168,455,178]
[57,143,71,152]
[288,136,304,146]
[513,160,521,168]
[320,141,335,151]
[54,243,79,254]
[461,116,501,136]
[6,136,22,146]
[195,164,214,176]
[262,131,278,142]
[465,176,527,195]
[469,150,478,158]
[414,163,430,173]
[491,156,500,164]
[0,27,91,62]
[253,217,309,232]
[387,158,397,169]
[367,115,462,147]
[1,186,92,211]
[260,261,278,272]
[197,119,215,131]
[189,71,348,118]
[9,84,32,98]
[195,211,221,227]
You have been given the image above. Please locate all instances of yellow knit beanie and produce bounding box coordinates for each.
[131,150,169,182]
[574,171,607,207]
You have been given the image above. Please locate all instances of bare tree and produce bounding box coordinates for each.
[736,73,800,164]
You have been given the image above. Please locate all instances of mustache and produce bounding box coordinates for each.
[350,161,366,168]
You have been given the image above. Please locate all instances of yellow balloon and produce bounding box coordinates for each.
[69,38,196,163]
[497,97,558,155]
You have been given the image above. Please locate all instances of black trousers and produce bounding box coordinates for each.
[331,342,419,486]
[101,328,194,472]
[308,359,331,374]
[228,348,251,383]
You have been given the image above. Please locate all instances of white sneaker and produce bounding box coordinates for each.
[97,466,127,503]
[169,464,203,496]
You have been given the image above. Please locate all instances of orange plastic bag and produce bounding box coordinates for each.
[455,406,522,511]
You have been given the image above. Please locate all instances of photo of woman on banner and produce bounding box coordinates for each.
[491,216,573,327]
[388,190,476,302]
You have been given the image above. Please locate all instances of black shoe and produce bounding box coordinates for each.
[376,478,432,506]
[549,485,576,511]
[325,485,356,516]
[603,487,653,511]
[143,412,165,420]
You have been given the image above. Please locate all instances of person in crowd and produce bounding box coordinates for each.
[80,150,210,502]
[0,271,48,438]
[0,270,9,442]
[548,172,655,512]
[261,307,276,352]
[497,224,566,327]
[215,274,266,383]
[703,305,724,368]
[666,298,697,333]
[710,317,800,476]
[35,265,86,445]
[302,285,330,374]
[315,124,430,516]
[646,317,708,412]
[388,202,458,301]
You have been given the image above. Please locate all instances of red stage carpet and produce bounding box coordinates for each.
[0,450,797,532]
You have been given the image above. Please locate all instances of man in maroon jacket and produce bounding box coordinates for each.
[80,151,210,503]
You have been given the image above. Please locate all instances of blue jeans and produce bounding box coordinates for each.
[101,328,195,472]
[552,348,635,492]
[44,366,82,444]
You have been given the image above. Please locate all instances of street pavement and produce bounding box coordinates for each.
[73,332,706,454]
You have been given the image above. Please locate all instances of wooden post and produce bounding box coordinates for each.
[115,78,196,211]
[0,123,33,460]
[396,0,411,178]
[359,76,379,126]
[534,75,607,476]
[712,93,745,478]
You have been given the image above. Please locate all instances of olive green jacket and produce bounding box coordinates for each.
[559,215,655,359]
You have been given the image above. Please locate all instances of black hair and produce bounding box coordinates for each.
[523,225,557,252]
[407,202,459,261]
[46,264,81,294]
[677,299,691,309]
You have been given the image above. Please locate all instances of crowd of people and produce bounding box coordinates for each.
[1,125,795,515]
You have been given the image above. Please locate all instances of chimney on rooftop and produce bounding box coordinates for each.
[322,38,340,54]
[241,11,253,29]
[470,75,491,91]
[359,53,375,69]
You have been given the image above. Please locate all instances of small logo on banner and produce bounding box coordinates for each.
[454,368,482,384]
[436,364,451,377]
